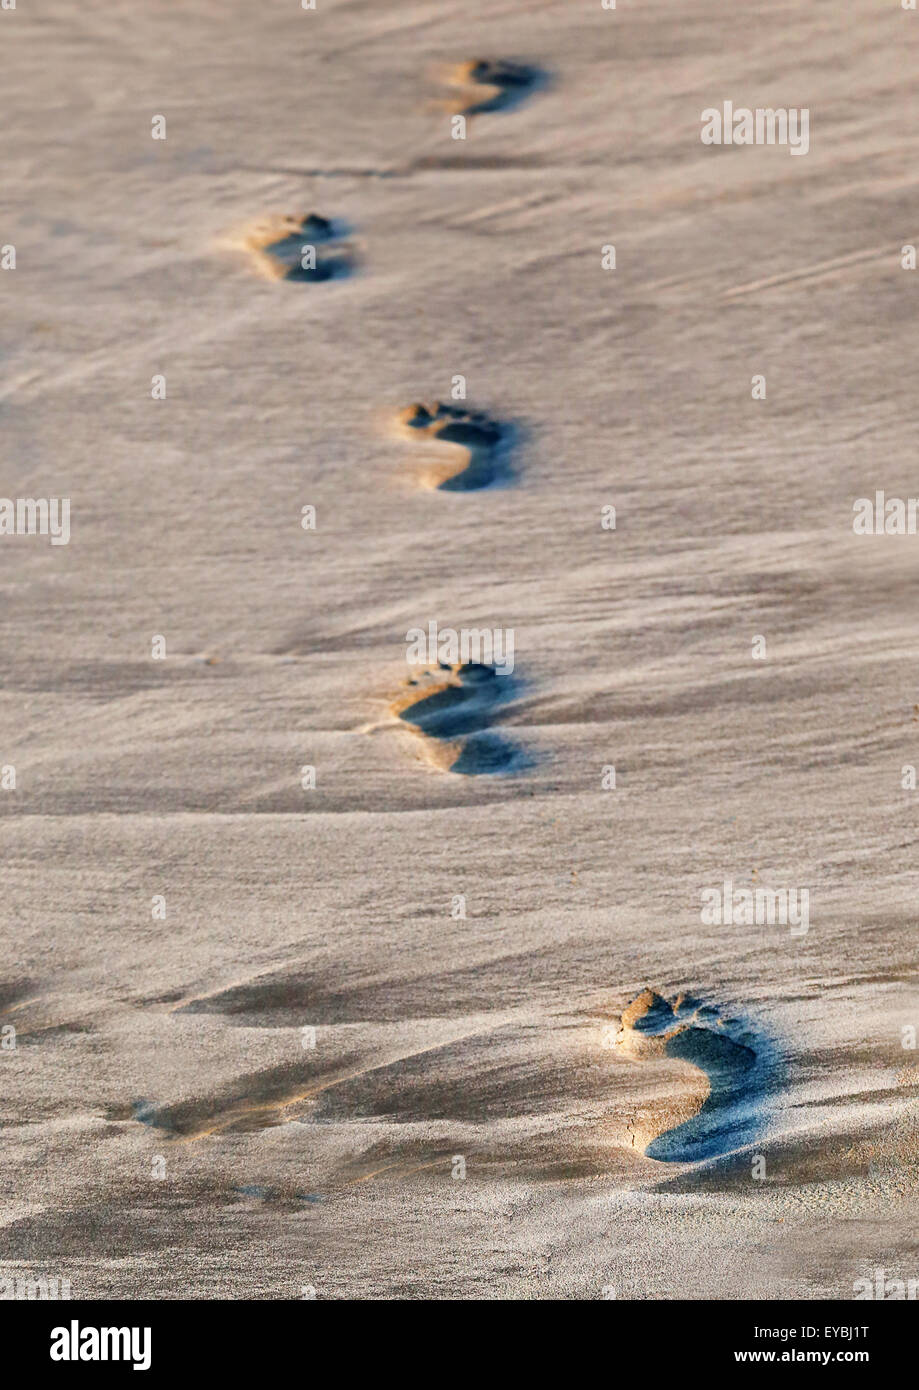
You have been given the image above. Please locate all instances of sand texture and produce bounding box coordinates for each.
[1,0,918,1299]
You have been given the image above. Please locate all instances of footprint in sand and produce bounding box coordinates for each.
[614,989,769,1162]
[395,402,512,491]
[440,59,546,117]
[223,212,355,283]
[392,661,520,774]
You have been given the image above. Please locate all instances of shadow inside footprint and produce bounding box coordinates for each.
[398,663,520,774]
[399,402,513,490]
[449,731,517,774]
[237,212,356,282]
[620,991,773,1163]
[453,59,548,116]
[646,1025,760,1162]
[283,216,355,281]
[285,258,350,283]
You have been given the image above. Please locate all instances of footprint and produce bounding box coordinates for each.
[441,59,546,117]
[222,212,354,282]
[392,661,520,773]
[395,402,511,491]
[614,989,769,1162]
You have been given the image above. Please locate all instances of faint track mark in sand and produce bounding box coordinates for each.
[234,156,554,179]
[614,989,771,1162]
[441,188,561,232]
[722,242,902,298]
[343,1154,457,1187]
[117,1019,514,1142]
[0,980,41,1015]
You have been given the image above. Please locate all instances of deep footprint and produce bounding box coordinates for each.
[393,662,519,773]
[396,402,510,490]
[615,989,769,1162]
[224,212,354,282]
[445,59,546,116]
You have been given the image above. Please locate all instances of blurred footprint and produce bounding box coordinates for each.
[394,402,512,491]
[221,212,355,282]
[439,59,547,117]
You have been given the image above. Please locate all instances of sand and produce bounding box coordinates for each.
[1,0,917,1299]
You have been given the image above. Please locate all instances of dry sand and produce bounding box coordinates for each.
[1,0,918,1299]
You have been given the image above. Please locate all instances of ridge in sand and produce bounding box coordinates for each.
[614,989,772,1163]
[394,402,512,490]
[391,661,521,774]
[221,212,355,282]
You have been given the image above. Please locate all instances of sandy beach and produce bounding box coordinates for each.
[1,0,918,1299]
